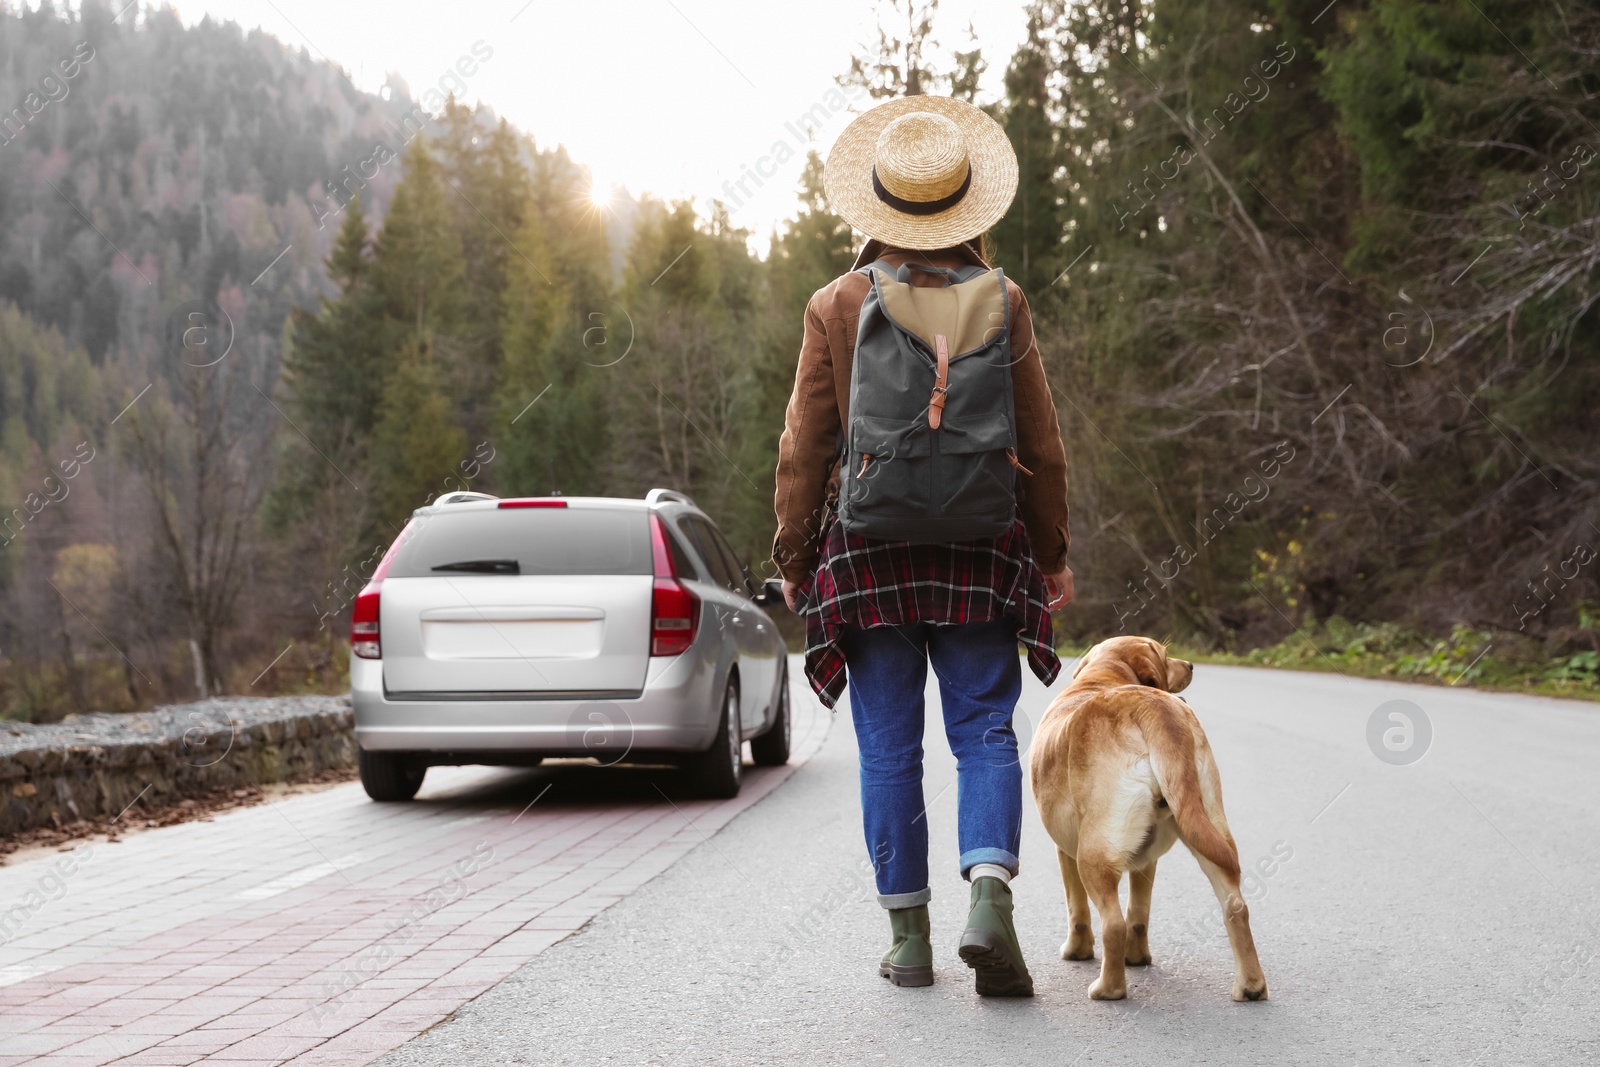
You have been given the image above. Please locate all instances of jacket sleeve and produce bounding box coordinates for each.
[1009,287,1071,571]
[772,291,842,585]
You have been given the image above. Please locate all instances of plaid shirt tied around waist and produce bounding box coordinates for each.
[798,517,1061,709]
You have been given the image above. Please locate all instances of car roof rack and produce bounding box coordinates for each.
[644,488,695,508]
[435,491,499,505]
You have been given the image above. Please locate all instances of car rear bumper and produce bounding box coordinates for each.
[351,652,722,756]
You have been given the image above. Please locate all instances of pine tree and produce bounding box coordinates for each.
[327,194,370,292]
[269,196,384,540]
[496,198,581,495]
[842,0,943,99]
[368,137,468,346]
[288,196,383,442]
[275,140,473,550]
[947,21,987,103]
[989,6,1064,295]
[438,102,532,431]
[767,152,856,319]
[493,146,616,497]
[368,343,468,534]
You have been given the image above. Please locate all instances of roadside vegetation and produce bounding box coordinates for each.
[1064,614,1600,701]
[1183,617,1600,702]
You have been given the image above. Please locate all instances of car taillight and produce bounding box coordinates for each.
[498,498,568,508]
[649,513,698,656]
[651,578,698,656]
[348,521,414,660]
[351,582,381,659]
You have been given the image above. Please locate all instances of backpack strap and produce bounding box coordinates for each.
[929,334,949,429]
[859,259,974,287]
[895,261,965,286]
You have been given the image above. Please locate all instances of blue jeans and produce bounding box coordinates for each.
[842,620,1024,909]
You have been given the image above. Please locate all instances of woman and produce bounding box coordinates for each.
[772,95,1073,996]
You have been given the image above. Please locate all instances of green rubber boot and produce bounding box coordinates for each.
[958,876,1034,996]
[879,905,934,987]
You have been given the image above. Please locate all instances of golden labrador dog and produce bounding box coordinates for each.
[1029,637,1267,1002]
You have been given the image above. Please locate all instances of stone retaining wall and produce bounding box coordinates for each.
[0,696,355,837]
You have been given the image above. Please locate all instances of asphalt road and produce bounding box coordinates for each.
[377,655,1600,1067]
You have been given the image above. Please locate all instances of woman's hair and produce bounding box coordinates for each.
[867,233,993,265]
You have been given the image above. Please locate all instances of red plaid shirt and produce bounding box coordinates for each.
[799,517,1061,709]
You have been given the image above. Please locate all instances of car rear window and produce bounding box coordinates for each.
[385,506,652,577]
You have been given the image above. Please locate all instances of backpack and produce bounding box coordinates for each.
[836,258,1028,544]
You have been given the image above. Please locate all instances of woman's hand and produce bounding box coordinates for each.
[1043,566,1074,610]
[782,579,802,612]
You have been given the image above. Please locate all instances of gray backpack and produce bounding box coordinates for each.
[837,259,1027,543]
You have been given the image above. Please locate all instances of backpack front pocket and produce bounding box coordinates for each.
[843,415,933,529]
[935,412,1016,518]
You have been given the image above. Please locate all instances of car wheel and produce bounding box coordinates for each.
[686,676,742,798]
[750,662,791,767]
[359,748,427,802]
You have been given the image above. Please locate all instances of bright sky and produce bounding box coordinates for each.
[159,0,1029,246]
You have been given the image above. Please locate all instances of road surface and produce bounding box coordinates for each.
[378,658,1599,1067]
[3,656,1597,1065]
[0,691,830,1065]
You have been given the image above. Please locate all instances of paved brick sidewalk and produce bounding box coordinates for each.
[0,661,829,1066]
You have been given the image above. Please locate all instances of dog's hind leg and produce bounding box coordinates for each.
[1191,851,1268,1002]
[1125,862,1155,966]
[1057,849,1095,961]
[1076,846,1129,1000]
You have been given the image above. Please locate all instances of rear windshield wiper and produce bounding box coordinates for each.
[430,559,520,574]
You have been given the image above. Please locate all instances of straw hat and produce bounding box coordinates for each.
[823,95,1018,251]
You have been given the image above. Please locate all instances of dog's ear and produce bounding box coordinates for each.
[1130,640,1167,689]
[1070,641,1100,680]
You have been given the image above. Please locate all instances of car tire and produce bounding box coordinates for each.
[750,662,791,767]
[686,676,742,799]
[358,748,427,802]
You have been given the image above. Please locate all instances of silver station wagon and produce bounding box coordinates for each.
[350,489,791,801]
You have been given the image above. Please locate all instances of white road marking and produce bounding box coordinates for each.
[0,963,60,987]
[235,851,370,900]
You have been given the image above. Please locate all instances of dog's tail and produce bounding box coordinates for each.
[1137,699,1239,879]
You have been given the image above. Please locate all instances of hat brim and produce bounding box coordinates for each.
[824,96,1018,251]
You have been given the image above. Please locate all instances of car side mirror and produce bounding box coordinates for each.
[752,578,785,608]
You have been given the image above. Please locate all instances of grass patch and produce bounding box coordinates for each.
[1064,618,1600,703]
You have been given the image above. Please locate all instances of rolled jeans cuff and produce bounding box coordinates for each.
[960,848,1019,880]
[877,887,932,910]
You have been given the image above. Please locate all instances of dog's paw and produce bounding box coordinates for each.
[1231,975,1268,1002]
[1088,976,1127,1001]
[1124,924,1150,965]
[1061,939,1095,961]
[1062,923,1095,961]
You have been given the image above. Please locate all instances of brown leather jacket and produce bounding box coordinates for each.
[772,239,1070,584]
